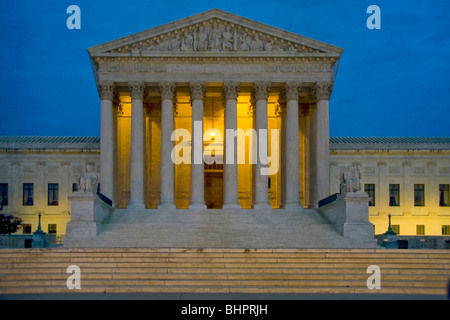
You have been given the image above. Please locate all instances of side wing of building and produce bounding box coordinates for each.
[330,137,450,236]
[0,136,100,238]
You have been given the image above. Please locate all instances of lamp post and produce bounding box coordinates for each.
[32,211,46,248]
[383,213,398,249]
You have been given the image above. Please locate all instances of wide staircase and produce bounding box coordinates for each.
[1,248,449,296]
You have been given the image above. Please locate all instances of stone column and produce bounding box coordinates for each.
[11,161,20,210]
[128,81,146,209]
[253,81,271,209]
[284,81,302,209]
[36,161,46,213]
[189,81,207,209]
[223,82,240,209]
[311,82,333,207]
[60,161,70,211]
[377,161,387,210]
[97,81,115,203]
[158,82,176,209]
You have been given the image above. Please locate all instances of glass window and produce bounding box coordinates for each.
[22,224,32,234]
[48,224,57,234]
[364,184,375,206]
[48,183,59,206]
[442,225,450,236]
[0,183,8,206]
[439,184,449,207]
[391,225,400,235]
[23,183,34,206]
[389,184,400,206]
[414,184,425,206]
[416,225,425,235]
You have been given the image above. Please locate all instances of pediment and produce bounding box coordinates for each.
[89,9,343,58]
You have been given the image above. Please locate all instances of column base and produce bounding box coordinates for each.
[284,201,302,210]
[253,202,272,210]
[127,200,146,209]
[158,202,176,210]
[189,202,207,209]
[222,202,241,209]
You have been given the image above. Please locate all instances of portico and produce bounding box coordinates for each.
[89,9,342,210]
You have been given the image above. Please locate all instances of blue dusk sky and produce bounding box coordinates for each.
[0,0,449,137]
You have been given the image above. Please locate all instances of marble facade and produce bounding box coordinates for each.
[89,9,342,210]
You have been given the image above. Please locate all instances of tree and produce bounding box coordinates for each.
[0,213,23,235]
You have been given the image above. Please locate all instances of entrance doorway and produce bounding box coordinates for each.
[204,163,223,209]
[203,96,224,209]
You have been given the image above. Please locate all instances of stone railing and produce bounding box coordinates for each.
[0,235,31,248]
[375,235,450,249]
[0,234,65,248]
[318,193,341,207]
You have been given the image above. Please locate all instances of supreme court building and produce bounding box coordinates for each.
[1,10,449,245]
[90,9,340,211]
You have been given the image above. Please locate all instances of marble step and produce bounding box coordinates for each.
[1,248,449,295]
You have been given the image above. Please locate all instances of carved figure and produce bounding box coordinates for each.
[250,36,263,51]
[195,26,208,51]
[340,164,361,194]
[181,31,194,51]
[221,26,234,51]
[209,23,221,51]
[263,40,273,51]
[168,34,180,52]
[77,165,99,193]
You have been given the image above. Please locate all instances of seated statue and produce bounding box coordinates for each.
[77,165,99,193]
[340,164,361,194]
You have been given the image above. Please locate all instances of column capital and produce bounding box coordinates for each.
[427,161,437,167]
[377,161,387,167]
[128,81,146,100]
[284,81,302,101]
[97,81,115,100]
[223,82,240,100]
[159,82,176,100]
[190,81,206,100]
[313,82,333,101]
[253,81,271,100]
[402,160,412,167]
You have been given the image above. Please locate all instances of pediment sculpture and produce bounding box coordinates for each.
[111,19,324,55]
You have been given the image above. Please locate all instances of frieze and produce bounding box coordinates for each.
[364,166,376,174]
[98,62,332,74]
[413,167,425,174]
[439,167,450,174]
[389,166,400,174]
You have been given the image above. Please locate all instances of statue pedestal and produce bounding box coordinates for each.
[318,191,376,245]
[338,192,375,243]
[64,192,111,246]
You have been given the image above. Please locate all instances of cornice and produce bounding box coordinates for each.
[88,10,343,58]
[93,55,338,65]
